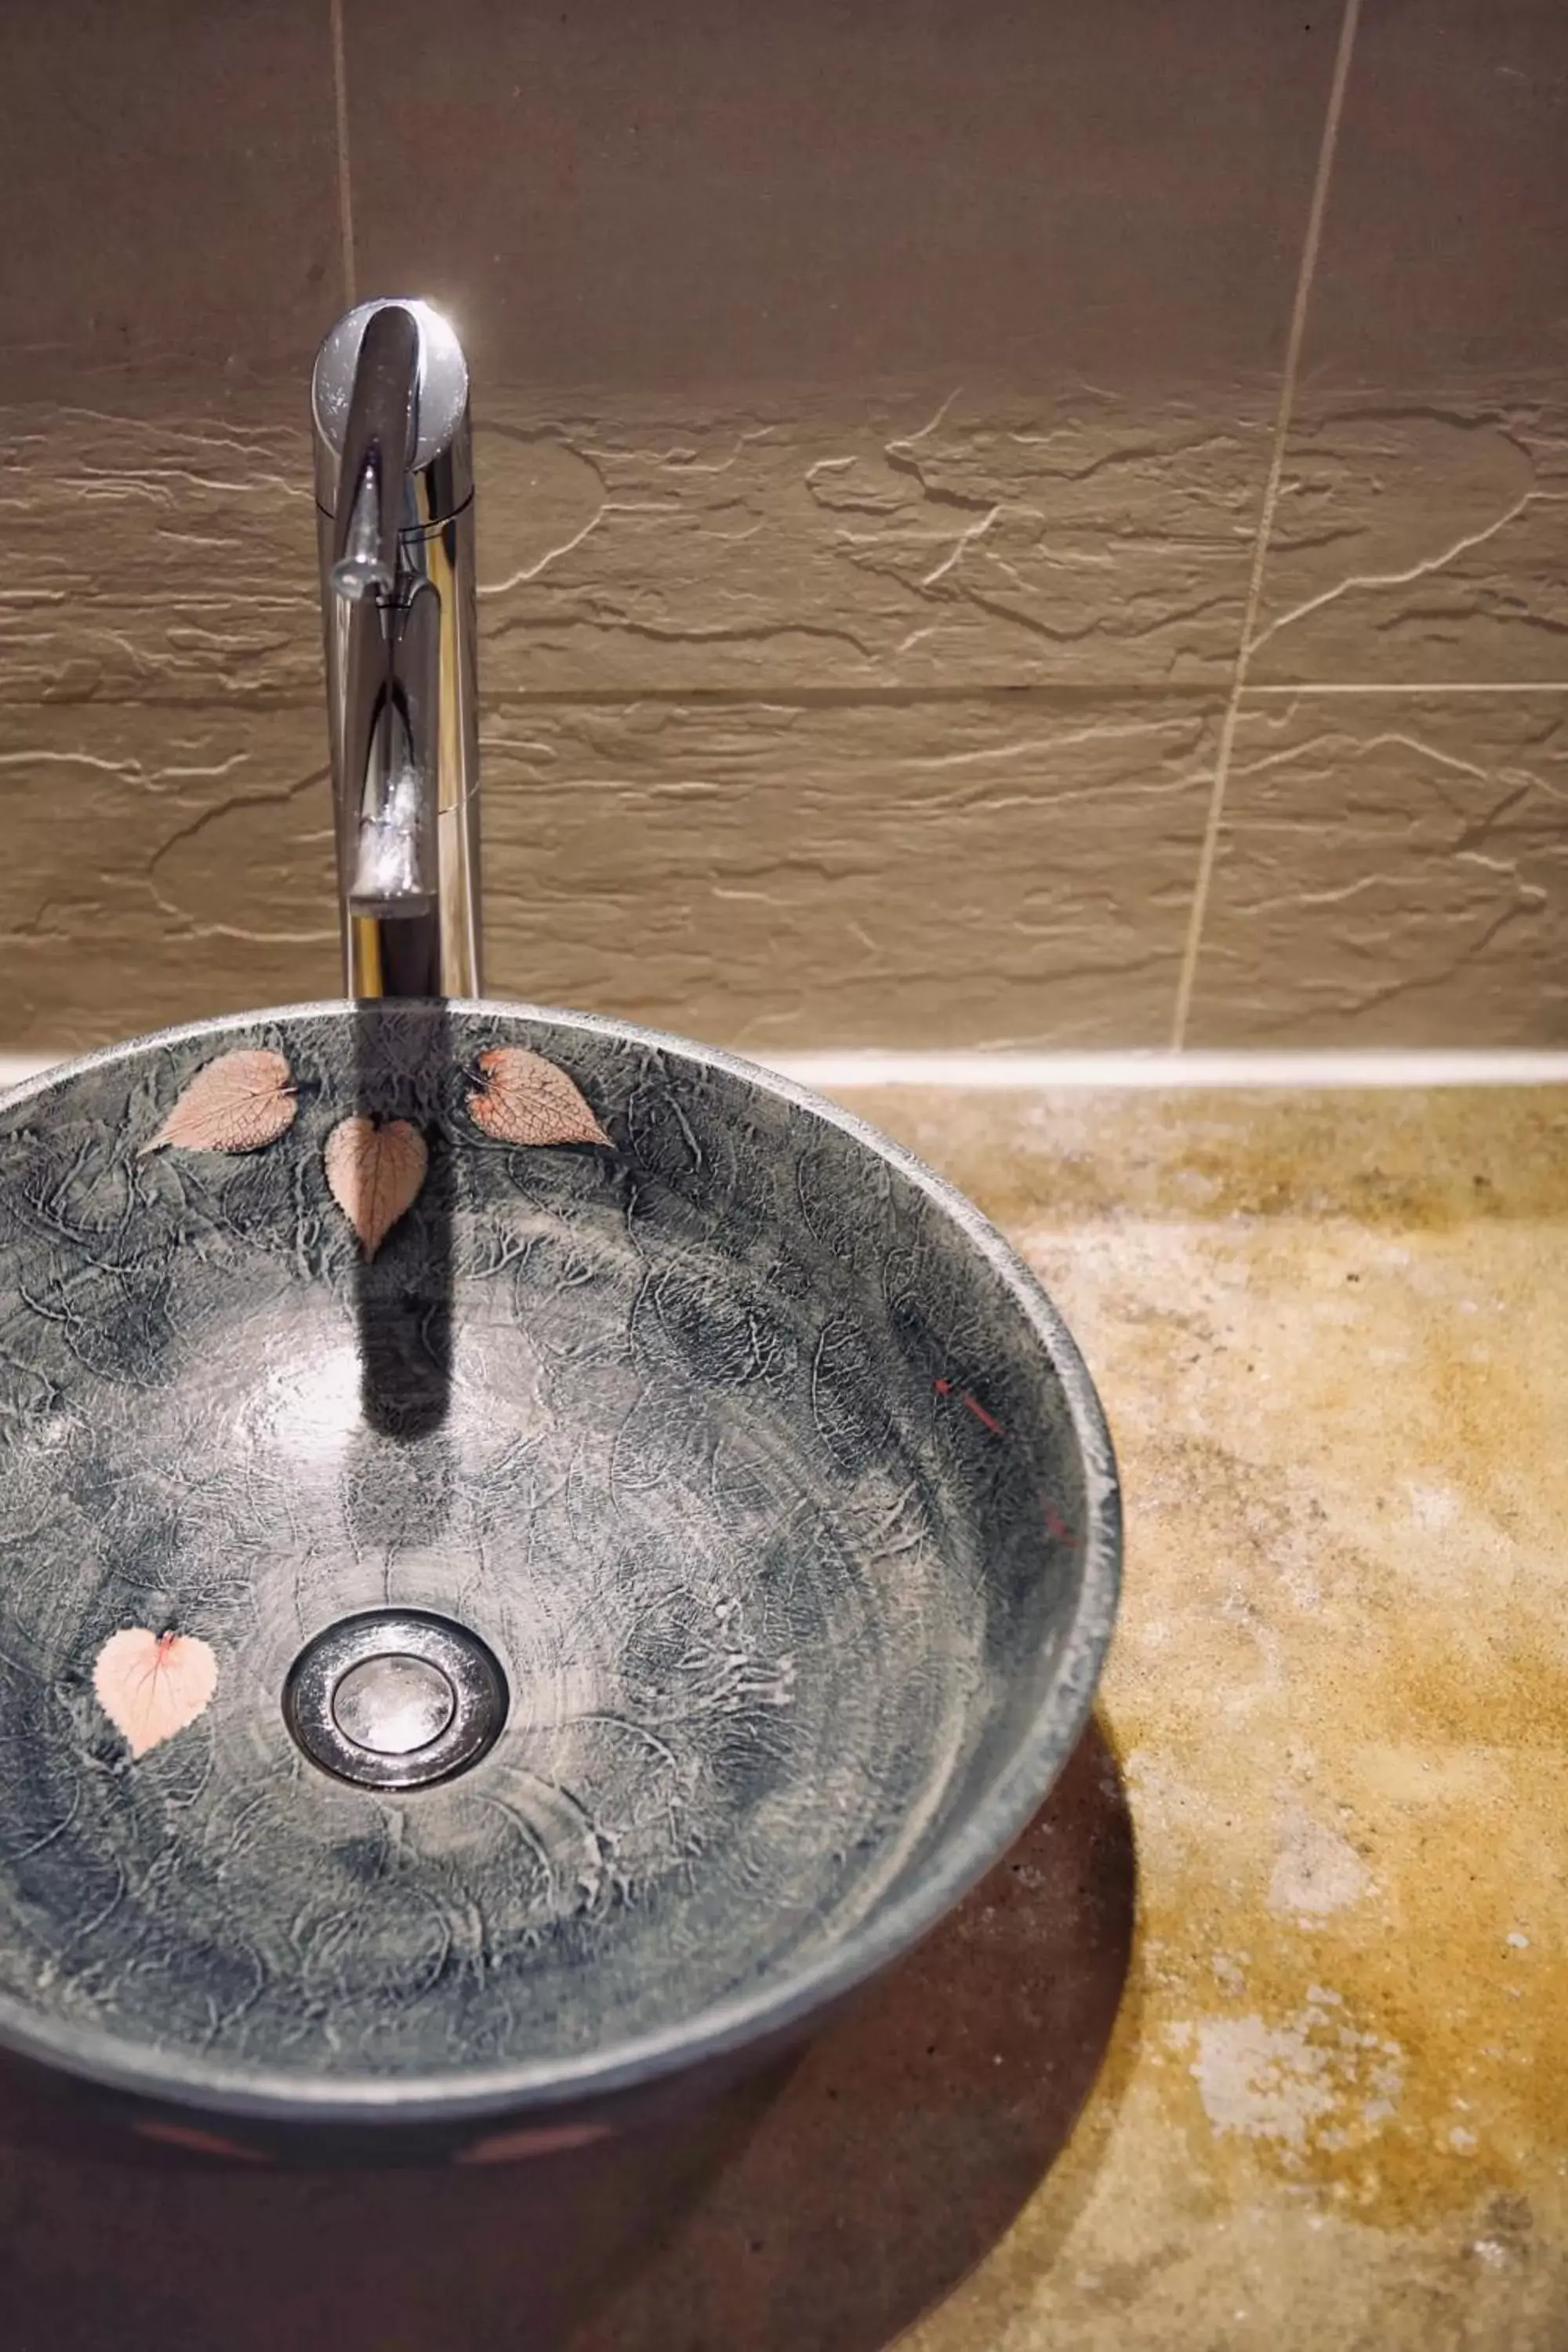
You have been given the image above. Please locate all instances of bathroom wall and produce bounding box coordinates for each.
[3,0,1566,1056]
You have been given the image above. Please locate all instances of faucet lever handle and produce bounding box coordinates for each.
[329,303,420,604]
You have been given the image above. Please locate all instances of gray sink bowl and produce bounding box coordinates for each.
[0,1000,1119,2166]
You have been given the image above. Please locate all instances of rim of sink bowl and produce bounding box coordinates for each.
[0,998,1122,2132]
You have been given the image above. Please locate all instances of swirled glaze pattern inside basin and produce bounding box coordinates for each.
[0,1002,1116,2123]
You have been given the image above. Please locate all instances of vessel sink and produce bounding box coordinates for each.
[0,999,1119,2165]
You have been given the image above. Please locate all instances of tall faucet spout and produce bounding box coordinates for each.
[312,299,481,1002]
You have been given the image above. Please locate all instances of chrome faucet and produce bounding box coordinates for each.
[310,299,481,1000]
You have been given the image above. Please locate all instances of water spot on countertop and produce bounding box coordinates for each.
[1268,1800,1374,1920]
[1211,1951,1248,1997]
[1168,1994,1404,2162]
[1406,1481,1460,1530]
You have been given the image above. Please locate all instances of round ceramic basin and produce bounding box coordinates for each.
[0,1000,1119,2165]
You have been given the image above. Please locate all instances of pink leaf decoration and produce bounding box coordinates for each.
[324,1116,428,1258]
[93,1628,218,1758]
[140,1048,296,1156]
[468,1047,610,1149]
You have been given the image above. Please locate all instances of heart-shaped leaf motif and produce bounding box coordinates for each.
[93,1628,219,1758]
[468,1047,610,1149]
[324,1116,428,1258]
[140,1048,296,1156]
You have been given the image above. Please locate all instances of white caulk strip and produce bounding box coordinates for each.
[0,1054,62,1091]
[4,1046,1567,1098]
[765,1049,1568,1091]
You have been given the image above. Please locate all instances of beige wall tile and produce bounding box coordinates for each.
[1189,693,1568,1046]
[0,693,1216,1058]
[343,0,1330,697]
[1251,394,1568,688]
[1298,0,1568,390]
[1256,2,1568,686]
[479,693,1218,1051]
[347,0,1334,394]
[0,383,1269,705]
[0,705,339,1055]
[0,398,320,704]
[2,3,340,397]
[474,389,1269,693]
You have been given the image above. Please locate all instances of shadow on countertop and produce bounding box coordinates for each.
[574,1713,1137,2352]
[0,1719,1134,2352]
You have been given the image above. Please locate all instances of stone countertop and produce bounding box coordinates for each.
[586,1082,1568,2351]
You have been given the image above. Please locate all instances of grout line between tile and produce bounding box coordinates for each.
[1169,0,1362,1051]
[1245,681,1568,697]
[768,1049,1568,1092]
[329,0,357,310]
[474,681,1223,713]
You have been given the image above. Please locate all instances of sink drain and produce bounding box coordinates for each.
[284,1610,508,1790]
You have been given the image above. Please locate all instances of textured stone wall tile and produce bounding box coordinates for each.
[1294,0,1568,391]
[1189,694,1568,1046]
[0,401,321,704]
[478,693,1219,1051]
[1250,394,1568,686]
[1254,2,1568,686]
[347,0,1333,392]
[474,389,1271,692]
[0,694,1216,1058]
[0,706,339,1054]
[0,385,1269,703]
[338,0,1335,691]
[4,4,339,395]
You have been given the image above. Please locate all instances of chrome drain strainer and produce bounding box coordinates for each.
[284,1610,508,1790]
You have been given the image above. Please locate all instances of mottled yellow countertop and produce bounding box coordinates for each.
[583,1083,1568,2351]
